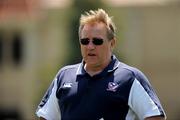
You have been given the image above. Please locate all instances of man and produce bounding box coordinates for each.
[36,9,166,120]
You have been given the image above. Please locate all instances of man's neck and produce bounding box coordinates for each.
[84,59,111,76]
[84,64,103,76]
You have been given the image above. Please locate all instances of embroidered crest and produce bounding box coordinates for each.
[106,82,119,92]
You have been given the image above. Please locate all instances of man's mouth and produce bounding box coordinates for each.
[88,53,96,56]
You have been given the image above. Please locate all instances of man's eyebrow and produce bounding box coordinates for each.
[80,38,89,40]
[92,37,103,40]
[80,37,103,40]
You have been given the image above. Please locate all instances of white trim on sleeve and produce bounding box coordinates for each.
[128,78,161,120]
[36,78,61,120]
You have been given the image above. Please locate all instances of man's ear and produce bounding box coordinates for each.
[110,38,116,50]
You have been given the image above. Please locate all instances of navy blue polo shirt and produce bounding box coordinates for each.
[36,55,166,120]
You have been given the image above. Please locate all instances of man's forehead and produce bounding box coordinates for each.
[81,23,107,36]
[83,22,106,29]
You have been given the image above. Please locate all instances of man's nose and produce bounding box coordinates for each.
[87,41,95,49]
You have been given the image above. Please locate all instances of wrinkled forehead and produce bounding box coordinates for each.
[80,22,107,38]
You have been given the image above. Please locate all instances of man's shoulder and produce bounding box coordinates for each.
[55,63,81,83]
[117,62,136,74]
[117,62,148,81]
[61,63,81,71]
[56,63,81,75]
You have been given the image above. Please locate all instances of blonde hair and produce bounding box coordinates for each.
[79,9,116,40]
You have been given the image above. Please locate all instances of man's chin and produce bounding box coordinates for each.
[86,62,99,67]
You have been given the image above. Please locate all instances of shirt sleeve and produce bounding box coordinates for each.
[128,78,166,119]
[36,78,60,120]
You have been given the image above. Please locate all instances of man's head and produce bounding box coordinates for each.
[79,9,116,71]
[79,9,116,40]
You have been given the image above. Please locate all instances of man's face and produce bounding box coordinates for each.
[80,22,115,69]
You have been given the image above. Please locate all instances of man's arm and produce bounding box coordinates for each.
[36,78,61,120]
[145,116,165,120]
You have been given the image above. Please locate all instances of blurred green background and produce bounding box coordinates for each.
[0,0,180,119]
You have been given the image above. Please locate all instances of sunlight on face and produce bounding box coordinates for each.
[80,22,115,70]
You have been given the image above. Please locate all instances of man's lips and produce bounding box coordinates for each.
[88,53,96,56]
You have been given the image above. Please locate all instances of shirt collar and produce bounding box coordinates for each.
[76,55,120,76]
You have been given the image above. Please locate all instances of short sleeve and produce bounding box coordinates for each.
[128,78,166,119]
[36,78,60,120]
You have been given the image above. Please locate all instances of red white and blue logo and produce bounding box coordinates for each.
[106,82,119,92]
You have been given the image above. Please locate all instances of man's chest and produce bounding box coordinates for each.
[57,74,132,111]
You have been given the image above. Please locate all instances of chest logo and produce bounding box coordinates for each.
[106,82,119,92]
[62,82,73,89]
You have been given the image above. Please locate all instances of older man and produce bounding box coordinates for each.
[36,9,166,120]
